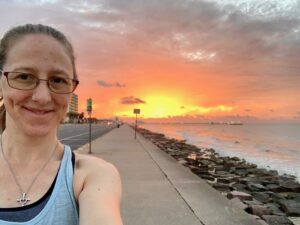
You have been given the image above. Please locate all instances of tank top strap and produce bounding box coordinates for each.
[63,145,78,211]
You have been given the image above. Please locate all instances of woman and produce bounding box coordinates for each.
[0,24,123,224]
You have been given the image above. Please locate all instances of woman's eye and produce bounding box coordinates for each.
[8,72,36,83]
[16,73,31,80]
[51,76,68,84]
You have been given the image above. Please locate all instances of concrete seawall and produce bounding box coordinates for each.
[76,124,262,225]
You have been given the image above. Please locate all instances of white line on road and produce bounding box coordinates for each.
[59,132,90,141]
[59,128,108,141]
[61,139,89,141]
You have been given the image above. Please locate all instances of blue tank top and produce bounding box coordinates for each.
[0,146,79,225]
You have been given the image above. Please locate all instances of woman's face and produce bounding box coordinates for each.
[0,34,74,137]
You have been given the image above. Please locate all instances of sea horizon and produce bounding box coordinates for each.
[140,123,300,181]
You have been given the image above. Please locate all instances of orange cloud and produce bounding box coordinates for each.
[2,1,299,122]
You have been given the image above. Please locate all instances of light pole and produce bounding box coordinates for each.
[133,109,140,139]
[87,98,92,154]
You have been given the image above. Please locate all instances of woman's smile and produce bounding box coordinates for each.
[22,106,54,118]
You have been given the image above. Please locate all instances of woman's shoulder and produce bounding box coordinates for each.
[72,151,122,201]
[73,151,120,180]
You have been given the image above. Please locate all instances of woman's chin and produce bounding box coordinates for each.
[22,124,55,137]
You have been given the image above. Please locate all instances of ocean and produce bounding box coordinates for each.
[140,123,300,181]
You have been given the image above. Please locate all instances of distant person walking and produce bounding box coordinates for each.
[0,24,123,225]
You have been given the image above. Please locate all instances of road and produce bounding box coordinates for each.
[57,124,115,150]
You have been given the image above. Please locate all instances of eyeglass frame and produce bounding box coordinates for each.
[0,70,79,94]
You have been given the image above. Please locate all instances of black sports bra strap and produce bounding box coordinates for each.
[71,151,75,173]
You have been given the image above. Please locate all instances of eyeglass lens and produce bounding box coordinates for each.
[5,72,76,94]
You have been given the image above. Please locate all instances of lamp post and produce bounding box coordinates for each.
[133,109,140,139]
[87,98,92,154]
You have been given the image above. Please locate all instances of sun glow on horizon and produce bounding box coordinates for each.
[115,95,233,118]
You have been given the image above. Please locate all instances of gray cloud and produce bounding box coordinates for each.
[102,0,300,80]
[120,96,146,105]
[1,0,299,109]
[2,0,298,75]
[97,80,125,88]
[244,109,252,112]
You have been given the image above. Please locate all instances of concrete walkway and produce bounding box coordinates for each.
[76,124,261,225]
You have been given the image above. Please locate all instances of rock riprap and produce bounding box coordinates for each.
[137,127,300,225]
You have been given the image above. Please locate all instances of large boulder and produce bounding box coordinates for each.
[265,184,285,192]
[252,192,272,204]
[279,181,300,192]
[270,192,286,202]
[217,177,236,184]
[245,205,272,217]
[189,166,210,175]
[264,203,285,216]
[244,199,264,206]
[247,183,268,192]
[232,183,248,192]
[287,193,300,202]
[234,169,249,176]
[262,215,293,225]
[277,199,300,216]
[227,191,253,201]
[212,183,232,192]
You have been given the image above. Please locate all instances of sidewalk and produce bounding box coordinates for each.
[76,124,261,225]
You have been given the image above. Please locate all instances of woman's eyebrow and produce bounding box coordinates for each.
[51,69,69,74]
[8,67,70,77]
[10,66,36,73]
[50,69,72,78]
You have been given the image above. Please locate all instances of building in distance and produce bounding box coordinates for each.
[65,93,79,123]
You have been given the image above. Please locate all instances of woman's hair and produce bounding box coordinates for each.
[0,24,77,132]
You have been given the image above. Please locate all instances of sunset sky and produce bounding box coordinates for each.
[0,0,299,122]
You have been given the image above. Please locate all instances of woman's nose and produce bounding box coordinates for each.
[31,81,52,104]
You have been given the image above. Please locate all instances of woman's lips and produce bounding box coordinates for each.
[23,107,54,116]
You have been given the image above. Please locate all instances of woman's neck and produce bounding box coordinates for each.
[1,127,59,164]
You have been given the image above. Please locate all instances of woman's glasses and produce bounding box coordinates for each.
[0,71,79,94]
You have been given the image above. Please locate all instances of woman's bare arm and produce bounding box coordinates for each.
[78,157,123,225]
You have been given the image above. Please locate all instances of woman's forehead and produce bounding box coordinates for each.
[4,34,73,73]
[8,34,69,57]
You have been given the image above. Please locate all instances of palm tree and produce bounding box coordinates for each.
[66,111,79,123]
